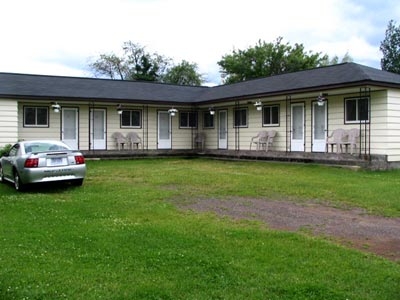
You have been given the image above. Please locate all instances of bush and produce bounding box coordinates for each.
[0,144,12,157]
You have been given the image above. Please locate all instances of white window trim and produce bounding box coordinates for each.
[23,106,49,128]
[120,109,142,128]
[234,107,248,128]
[262,105,280,127]
[344,97,370,124]
[180,111,198,129]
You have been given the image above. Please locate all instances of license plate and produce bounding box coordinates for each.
[48,157,66,166]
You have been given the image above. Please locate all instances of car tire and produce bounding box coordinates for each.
[13,171,25,191]
[71,179,84,186]
[0,164,4,183]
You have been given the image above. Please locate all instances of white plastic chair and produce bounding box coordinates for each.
[345,128,360,154]
[126,132,142,150]
[194,132,206,150]
[250,131,269,151]
[111,132,127,150]
[326,129,348,153]
[265,130,277,152]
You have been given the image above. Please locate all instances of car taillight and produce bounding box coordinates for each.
[24,158,39,168]
[74,155,85,164]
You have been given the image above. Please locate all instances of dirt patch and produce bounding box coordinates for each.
[179,198,400,261]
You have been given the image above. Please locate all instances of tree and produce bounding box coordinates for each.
[89,41,172,82]
[88,53,127,80]
[380,20,400,74]
[122,41,171,81]
[161,60,203,85]
[218,37,329,84]
[323,52,353,65]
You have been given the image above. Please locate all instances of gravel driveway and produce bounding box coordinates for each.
[179,198,400,261]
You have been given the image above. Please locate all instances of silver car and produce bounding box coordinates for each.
[0,140,86,191]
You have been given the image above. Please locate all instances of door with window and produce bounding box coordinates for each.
[158,111,171,149]
[312,102,327,152]
[218,110,228,149]
[291,103,305,151]
[90,108,106,150]
[62,108,79,150]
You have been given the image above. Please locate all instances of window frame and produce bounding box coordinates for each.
[344,97,370,124]
[120,109,142,128]
[234,107,248,128]
[179,111,198,129]
[202,111,214,129]
[23,106,49,128]
[262,104,280,127]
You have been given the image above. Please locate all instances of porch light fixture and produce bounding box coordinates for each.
[51,102,61,113]
[254,101,263,111]
[317,93,328,106]
[168,108,178,116]
[116,104,123,115]
[209,107,215,115]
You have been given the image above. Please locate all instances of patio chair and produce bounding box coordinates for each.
[250,131,269,151]
[345,128,360,154]
[126,132,142,150]
[326,129,348,153]
[111,132,127,150]
[194,132,206,150]
[265,130,277,152]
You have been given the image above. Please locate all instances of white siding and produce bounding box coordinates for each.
[18,102,62,142]
[0,99,18,146]
[6,87,400,164]
[384,90,400,161]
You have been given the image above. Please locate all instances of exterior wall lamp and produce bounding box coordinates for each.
[209,107,215,115]
[317,93,328,106]
[117,104,123,115]
[168,108,178,116]
[254,101,263,111]
[51,102,61,113]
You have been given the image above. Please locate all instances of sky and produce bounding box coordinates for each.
[1,0,399,86]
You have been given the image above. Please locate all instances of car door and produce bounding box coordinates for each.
[1,144,19,180]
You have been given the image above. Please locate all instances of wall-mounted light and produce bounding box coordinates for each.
[317,93,328,106]
[209,107,215,115]
[51,102,61,113]
[168,108,178,116]
[254,101,263,111]
[117,104,123,115]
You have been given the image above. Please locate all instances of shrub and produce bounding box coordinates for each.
[0,144,12,157]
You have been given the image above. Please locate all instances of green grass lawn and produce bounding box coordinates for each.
[0,158,399,299]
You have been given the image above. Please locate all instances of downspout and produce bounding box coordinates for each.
[359,87,371,160]
[235,100,240,152]
[286,95,291,152]
[144,104,148,151]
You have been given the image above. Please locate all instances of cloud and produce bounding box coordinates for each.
[0,0,399,84]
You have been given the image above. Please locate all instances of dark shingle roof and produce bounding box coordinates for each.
[197,63,400,102]
[1,63,400,104]
[0,73,207,103]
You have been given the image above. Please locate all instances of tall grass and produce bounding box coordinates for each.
[0,158,399,299]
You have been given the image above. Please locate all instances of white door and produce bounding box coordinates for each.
[291,103,305,151]
[312,102,327,152]
[218,110,228,149]
[62,108,78,150]
[158,111,171,149]
[90,109,106,150]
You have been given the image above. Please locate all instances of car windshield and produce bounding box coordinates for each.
[24,142,70,153]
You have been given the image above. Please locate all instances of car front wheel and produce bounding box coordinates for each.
[14,171,25,191]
